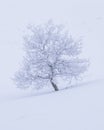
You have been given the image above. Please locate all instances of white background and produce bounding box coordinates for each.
[0,0,104,90]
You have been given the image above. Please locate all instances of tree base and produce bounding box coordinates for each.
[51,81,59,91]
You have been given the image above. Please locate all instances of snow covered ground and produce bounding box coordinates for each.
[0,0,104,129]
[0,79,104,130]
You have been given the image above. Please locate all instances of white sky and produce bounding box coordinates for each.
[0,0,104,88]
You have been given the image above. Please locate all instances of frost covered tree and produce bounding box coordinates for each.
[14,21,88,91]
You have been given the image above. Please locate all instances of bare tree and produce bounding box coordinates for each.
[14,21,88,91]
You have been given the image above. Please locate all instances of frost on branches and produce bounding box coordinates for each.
[14,21,88,91]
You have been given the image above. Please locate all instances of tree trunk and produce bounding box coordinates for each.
[50,80,59,91]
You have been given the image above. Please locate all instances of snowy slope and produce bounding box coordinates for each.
[0,0,104,129]
[0,79,104,130]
